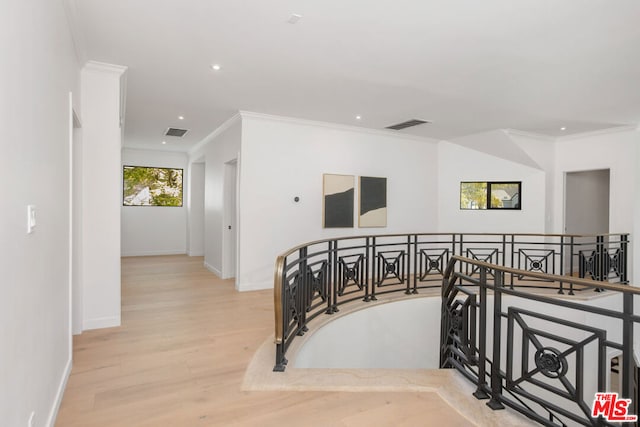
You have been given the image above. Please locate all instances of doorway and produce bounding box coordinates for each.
[564,169,610,235]
[222,159,238,282]
[564,169,610,275]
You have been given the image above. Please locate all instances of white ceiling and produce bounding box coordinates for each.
[69,0,640,152]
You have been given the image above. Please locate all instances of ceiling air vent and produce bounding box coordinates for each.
[165,127,189,137]
[385,119,430,130]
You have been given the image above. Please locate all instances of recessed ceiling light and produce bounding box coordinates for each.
[211,64,221,71]
[178,116,184,120]
[560,127,567,131]
[162,141,167,145]
[287,13,302,24]
[356,115,362,120]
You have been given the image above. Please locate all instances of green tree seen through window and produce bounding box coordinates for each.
[460,182,487,209]
[123,166,183,206]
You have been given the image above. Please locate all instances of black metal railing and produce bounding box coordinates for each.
[441,256,640,426]
[273,232,629,372]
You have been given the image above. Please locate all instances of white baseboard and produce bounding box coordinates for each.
[46,356,72,427]
[204,261,222,278]
[188,251,204,257]
[237,281,271,292]
[83,315,120,331]
[121,249,186,257]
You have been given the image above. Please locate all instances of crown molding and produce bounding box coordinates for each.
[555,125,639,141]
[83,61,128,75]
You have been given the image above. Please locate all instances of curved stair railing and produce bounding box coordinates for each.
[273,232,629,373]
[441,256,640,426]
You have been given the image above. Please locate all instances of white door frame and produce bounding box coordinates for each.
[69,92,83,337]
[222,158,239,283]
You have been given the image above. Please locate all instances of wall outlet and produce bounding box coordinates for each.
[27,205,36,234]
[28,411,35,427]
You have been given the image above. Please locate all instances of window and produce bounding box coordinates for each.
[460,181,521,210]
[123,166,183,206]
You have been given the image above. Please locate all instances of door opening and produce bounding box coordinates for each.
[564,169,610,235]
[564,169,610,275]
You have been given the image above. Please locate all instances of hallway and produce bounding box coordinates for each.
[56,255,472,426]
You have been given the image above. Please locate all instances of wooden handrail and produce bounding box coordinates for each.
[274,232,629,261]
[445,255,640,295]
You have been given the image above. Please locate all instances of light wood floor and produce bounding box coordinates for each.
[56,255,473,427]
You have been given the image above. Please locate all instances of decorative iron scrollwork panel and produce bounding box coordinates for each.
[606,248,624,280]
[418,248,449,281]
[441,295,477,369]
[305,262,328,309]
[534,347,568,379]
[517,249,555,281]
[506,307,607,424]
[465,248,498,278]
[579,250,598,281]
[283,271,302,337]
[579,248,625,282]
[338,253,365,296]
[375,250,405,286]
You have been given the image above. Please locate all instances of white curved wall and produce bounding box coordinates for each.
[294,297,441,369]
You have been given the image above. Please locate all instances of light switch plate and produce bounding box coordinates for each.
[27,205,36,234]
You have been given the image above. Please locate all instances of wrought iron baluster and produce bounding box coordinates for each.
[473,267,489,400]
[371,237,377,301]
[569,237,575,295]
[412,235,418,292]
[331,240,338,313]
[622,292,634,402]
[596,235,605,284]
[325,241,333,314]
[509,234,515,289]
[559,236,565,294]
[363,237,371,302]
[487,271,505,410]
[297,247,308,335]
[621,234,628,284]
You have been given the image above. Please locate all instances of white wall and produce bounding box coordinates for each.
[121,148,188,256]
[81,62,126,330]
[554,128,638,281]
[295,298,441,369]
[554,128,637,235]
[635,137,640,287]
[437,141,547,234]
[0,1,79,425]
[190,115,242,277]
[239,113,439,291]
[507,131,556,233]
[295,292,623,403]
[187,162,205,256]
[193,113,637,290]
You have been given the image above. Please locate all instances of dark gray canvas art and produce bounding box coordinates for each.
[359,176,387,227]
[323,174,354,228]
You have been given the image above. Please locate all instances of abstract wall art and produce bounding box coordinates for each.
[359,176,387,227]
[323,174,355,228]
